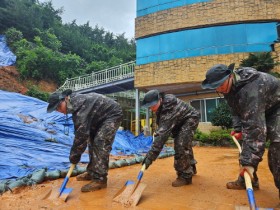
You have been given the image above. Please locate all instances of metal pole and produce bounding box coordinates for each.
[145,108,151,136]
[135,89,140,136]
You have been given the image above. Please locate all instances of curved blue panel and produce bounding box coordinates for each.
[136,22,278,65]
[137,0,212,17]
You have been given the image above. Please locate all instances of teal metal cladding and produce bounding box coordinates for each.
[137,0,212,17]
[136,23,278,65]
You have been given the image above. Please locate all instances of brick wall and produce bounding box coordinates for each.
[135,49,280,88]
[135,0,280,39]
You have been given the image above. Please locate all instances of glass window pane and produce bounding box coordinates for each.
[190,100,202,122]
[206,99,216,122]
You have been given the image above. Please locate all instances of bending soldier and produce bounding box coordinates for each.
[141,90,199,187]
[202,64,280,201]
[47,89,123,192]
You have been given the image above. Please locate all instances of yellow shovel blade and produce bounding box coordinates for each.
[113,182,146,207]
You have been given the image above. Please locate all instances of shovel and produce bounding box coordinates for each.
[113,164,147,207]
[232,136,273,210]
[113,134,156,207]
[43,164,75,202]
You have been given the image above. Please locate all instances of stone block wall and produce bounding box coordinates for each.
[135,0,280,91]
[135,0,280,38]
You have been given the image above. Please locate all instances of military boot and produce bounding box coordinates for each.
[226,176,259,190]
[172,177,192,187]
[76,172,92,181]
[81,179,107,192]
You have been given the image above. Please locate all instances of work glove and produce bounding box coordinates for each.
[230,131,243,140]
[240,166,254,180]
[69,153,81,165]
[142,156,153,170]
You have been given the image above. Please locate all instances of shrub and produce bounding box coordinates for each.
[194,129,234,146]
[26,85,49,102]
[194,129,209,143]
[239,52,279,73]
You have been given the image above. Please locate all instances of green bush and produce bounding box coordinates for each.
[208,129,232,146]
[194,129,233,146]
[194,129,209,143]
[26,85,49,102]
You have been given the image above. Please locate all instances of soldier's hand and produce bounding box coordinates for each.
[230,131,242,140]
[142,156,152,170]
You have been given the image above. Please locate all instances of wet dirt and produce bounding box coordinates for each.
[0,147,279,210]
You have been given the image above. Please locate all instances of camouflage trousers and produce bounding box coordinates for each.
[86,115,122,181]
[268,143,280,191]
[267,106,280,191]
[243,107,280,191]
[173,117,199,179]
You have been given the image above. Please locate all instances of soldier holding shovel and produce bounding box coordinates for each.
[141,90,199,187]
[202,64,280,203]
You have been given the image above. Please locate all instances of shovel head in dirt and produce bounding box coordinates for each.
[42,164,75,202]
[113,164,147,207]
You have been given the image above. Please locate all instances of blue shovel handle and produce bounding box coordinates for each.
[59,164,75,196]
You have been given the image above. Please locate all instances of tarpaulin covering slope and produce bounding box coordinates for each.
[0,90,158,181]
[0,35,16,66]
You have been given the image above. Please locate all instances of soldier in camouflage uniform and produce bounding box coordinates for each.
[202,64,280,200]
[47,89,123,192]
[141,90,200,187]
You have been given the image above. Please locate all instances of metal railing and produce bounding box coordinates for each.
[58,60,136,91]
[106,90,145,100]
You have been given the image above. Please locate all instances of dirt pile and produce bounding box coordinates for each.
[0,66,27,93]
[0,66,57,94]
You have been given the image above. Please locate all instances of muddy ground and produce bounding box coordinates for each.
[0,147,279,210]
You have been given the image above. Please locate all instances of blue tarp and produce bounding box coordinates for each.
[0,35,16,66]
[0,90,156,181]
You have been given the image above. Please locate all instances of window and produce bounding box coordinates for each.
[190,98,224,122]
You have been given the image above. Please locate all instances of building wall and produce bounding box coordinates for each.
[135,0,280,90]
[135,0,280,39]
[135,47,280,88]
[135,0,280,131]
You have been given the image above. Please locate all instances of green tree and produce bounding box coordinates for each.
[211,102,232,129]
[240,52,279,73]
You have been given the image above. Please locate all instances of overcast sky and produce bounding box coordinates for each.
[39,0,136,39]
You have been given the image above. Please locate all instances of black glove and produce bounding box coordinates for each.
[142,156,152,169]
[69,153,81,164]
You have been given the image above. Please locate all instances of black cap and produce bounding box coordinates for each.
[141,89,160,108]
[201,63,235,89]
[47,89,72,113]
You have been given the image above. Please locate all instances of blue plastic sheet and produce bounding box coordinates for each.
[0,35,16,66]
[0,90,157,181]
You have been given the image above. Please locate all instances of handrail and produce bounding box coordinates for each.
[58,60,136,91]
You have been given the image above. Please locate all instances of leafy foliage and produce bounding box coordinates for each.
[211,102,232,129]
[194,129,233,146]
[239,52,279,73]
[26,85,49,102]
[1,0,136,86]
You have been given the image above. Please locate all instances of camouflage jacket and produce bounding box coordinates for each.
[224,67,280,165]
[146,94,200,161]
[68,92,123,164]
